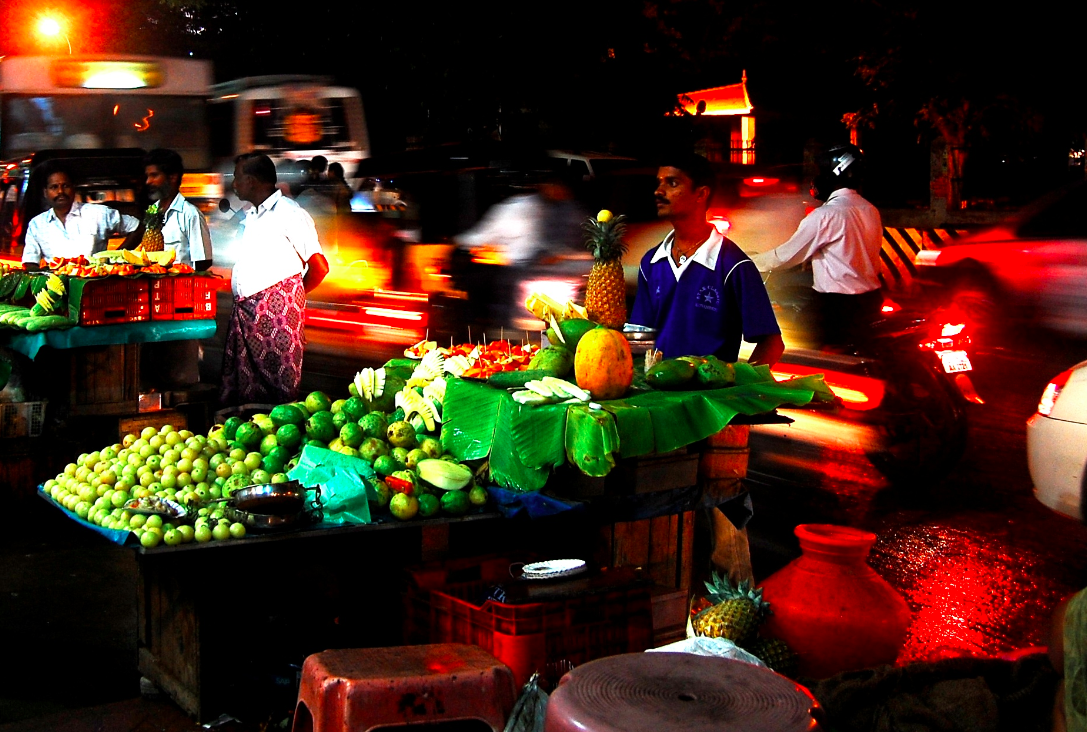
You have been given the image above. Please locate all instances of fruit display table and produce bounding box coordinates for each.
[1,319,217,361]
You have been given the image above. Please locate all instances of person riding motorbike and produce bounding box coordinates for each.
[751,144,883,347]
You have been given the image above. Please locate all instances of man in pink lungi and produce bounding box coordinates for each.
[220,153,330,406]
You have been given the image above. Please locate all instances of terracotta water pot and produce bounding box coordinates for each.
[759,523,911,678]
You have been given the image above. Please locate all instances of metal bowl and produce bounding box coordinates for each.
[223,504,308,531]
[622,324,658,342]
[124,497,190,522]
[230,481,307,516]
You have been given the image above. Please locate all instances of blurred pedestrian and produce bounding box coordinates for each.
[220,153,330,406]
[22,162,140,270]
[326,162,353,214]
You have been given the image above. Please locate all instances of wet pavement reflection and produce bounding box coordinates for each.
[747,334,1087,663]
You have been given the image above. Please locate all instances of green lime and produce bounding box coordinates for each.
[261,452,286,474]
[234,422,263,451]
[359,412,389,441]
[253,415,276,436]
[222,416,244,440]
[387,420,416,449]
[270,404,306,428]
[391,447,409,465]
[276,424,303,452]
[440,490,470,516]
[332,411,348,430]
[305,391,333,415]
[342,396,368,421]
[389,493,419,520]
[331,399,347,415]
[468,485,488,506]
[223,473,250,497]
[373,454,402,476]
[406,448,429,470]
[418,493,440,518]
[418,436,442,459]
[359,437,390,462]
[340,422,365,449]
[259,433,279,457]
[305,412,337,443]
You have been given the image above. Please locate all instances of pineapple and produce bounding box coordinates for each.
[582,209,628,329]
[744,636,798,677]
[139,202,165,252]
[691,571,769,645]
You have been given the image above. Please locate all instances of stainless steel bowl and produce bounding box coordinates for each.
[229,481,307,516]
[223,504,307,531]
[622,324,658,342]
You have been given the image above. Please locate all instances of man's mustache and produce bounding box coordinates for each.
[655,197,668,205]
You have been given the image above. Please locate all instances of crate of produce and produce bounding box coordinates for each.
[0,401,47,438]
[404,555,653,687]
[150,276,217,321]
[71,277,150,326]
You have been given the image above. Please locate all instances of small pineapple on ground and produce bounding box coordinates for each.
[582,209,628,329]
[744,635,799,677]
[692,571,769,645]
[139,202,165,251]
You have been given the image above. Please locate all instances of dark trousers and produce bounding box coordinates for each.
[812,289,884,346]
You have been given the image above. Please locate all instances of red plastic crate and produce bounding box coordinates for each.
[150,275,217,321]
[404,556,653,687]
[78,278,149,326]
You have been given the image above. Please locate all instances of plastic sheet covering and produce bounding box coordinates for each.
[441,367,832,490]
[647,636,766,667]
[288,445,374,524]
[4,319,217,360]
[38,486,135,546]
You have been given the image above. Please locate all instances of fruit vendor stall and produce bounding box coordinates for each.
[29,210,835,721]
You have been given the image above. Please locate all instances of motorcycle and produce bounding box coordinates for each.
[764,275,982,486]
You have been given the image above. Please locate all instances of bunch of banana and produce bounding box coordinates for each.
[511,376,592,406]
[406,349,445,388]
[30,276,65,316]
[525,293,589,324]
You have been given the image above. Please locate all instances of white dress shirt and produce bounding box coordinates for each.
[22,202,138,264]
[231,190,323,299]
[161,193,212,266]
[751,188,883,295]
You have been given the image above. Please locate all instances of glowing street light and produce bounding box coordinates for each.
[37,16,72,54]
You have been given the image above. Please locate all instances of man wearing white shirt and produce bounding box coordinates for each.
[751,144,883,346]
[134,149,212,270]
[220,153,330,406]
[22,164,140,270]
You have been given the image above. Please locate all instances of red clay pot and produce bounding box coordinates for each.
[759,523,911,679]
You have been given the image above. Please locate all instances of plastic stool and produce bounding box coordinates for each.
[544,653,824,732]
[293,644,518,732]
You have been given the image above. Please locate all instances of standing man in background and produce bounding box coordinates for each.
[220,153,329,406]
[137,148,213,270]
[751,144,883,346]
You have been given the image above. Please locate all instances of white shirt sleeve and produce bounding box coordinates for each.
[184,208,213,263]
[22,221,43,264]
[285,205,322,263]
[751,208,828,272]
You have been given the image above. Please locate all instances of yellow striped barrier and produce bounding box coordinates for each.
[880,227,969,292]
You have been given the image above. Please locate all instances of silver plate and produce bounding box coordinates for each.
[521,559,588,580]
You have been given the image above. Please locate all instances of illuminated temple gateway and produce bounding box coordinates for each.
[674,72,756,165]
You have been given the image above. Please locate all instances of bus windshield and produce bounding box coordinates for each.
[1,94,210,169]
[250,96,354,151]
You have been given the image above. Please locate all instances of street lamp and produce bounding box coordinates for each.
[37,16,72,54]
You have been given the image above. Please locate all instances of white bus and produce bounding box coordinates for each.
[208,75,369,182]
[0,55,213,171]
[0,55,217,257]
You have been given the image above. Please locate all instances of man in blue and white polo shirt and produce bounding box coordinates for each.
[630,153,784,367]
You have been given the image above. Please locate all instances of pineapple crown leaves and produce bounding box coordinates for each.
[703,570,771,618]
[582,212,629,261]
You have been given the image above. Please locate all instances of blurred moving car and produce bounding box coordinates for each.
[914,181,1087,337]
[1028,361,1087,520]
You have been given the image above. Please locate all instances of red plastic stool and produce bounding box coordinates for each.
[544,653,824,732]
[293,644,518,732]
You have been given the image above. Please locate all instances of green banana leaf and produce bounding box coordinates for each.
[440,371,831,491]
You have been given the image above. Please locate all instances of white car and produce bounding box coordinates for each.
[1028,361,1087,520]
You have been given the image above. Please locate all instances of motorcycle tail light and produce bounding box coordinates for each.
[1038,369,1073,416]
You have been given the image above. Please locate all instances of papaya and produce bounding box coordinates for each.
[573,326,633,401]
[646,359,698,390]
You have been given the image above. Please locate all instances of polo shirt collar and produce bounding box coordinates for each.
[650,228,723,270]
[164,193,186,215]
